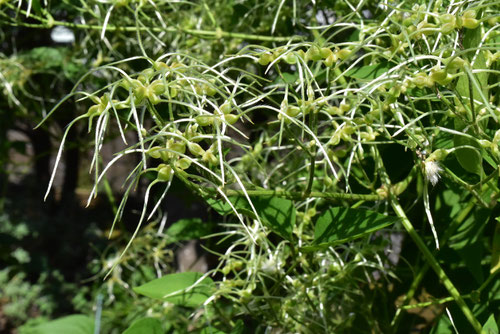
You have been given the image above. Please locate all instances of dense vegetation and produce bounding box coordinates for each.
[1,0,499,333]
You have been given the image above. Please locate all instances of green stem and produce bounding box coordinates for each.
[4,6,302,43]
[400,296,458,310]
[221,188,383,202]
[390,196,484,334]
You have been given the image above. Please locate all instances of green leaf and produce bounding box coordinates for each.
[166,218,214,242]
[206,196,295,239]
[23,315,94,334]
[133,272,214,307]
[453,134,483,176]
[483,314,499,334]
[345,63,391,80]
[122,318,163,334]
[313,207,398,246]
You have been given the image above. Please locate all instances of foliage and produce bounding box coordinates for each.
[1,0,500,333]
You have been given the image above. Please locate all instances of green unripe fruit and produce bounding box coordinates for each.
[157,164,173,182]
[462,18,479,29]
[286,106,300,117]
[430,67,447,82]
[167,140,186,155]
[150,80,166,95]
[284,52,297,64]
[337,48,351,60]
[148,93,161,105]
[320,47,333,59]
[445,56,466,71]
[148,147,163,159]
[441,22,456,34]
[220,102,232,114]
[169,86,178,98]
[258,53,274,66]
[153,61,169,70]
[175,158,192,170]
[204,85,217,96]
[462,9,477,19]
[188,142,205,156]
[195,115,214,126]
[306,46,322,61]
[224,114,239,125]
[440,13,456,24]
[134,85,147,103]
[323,53,337,67]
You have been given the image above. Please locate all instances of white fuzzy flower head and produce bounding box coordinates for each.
[424,159,442,186]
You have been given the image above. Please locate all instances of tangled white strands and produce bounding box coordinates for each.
[424,160,442,186]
